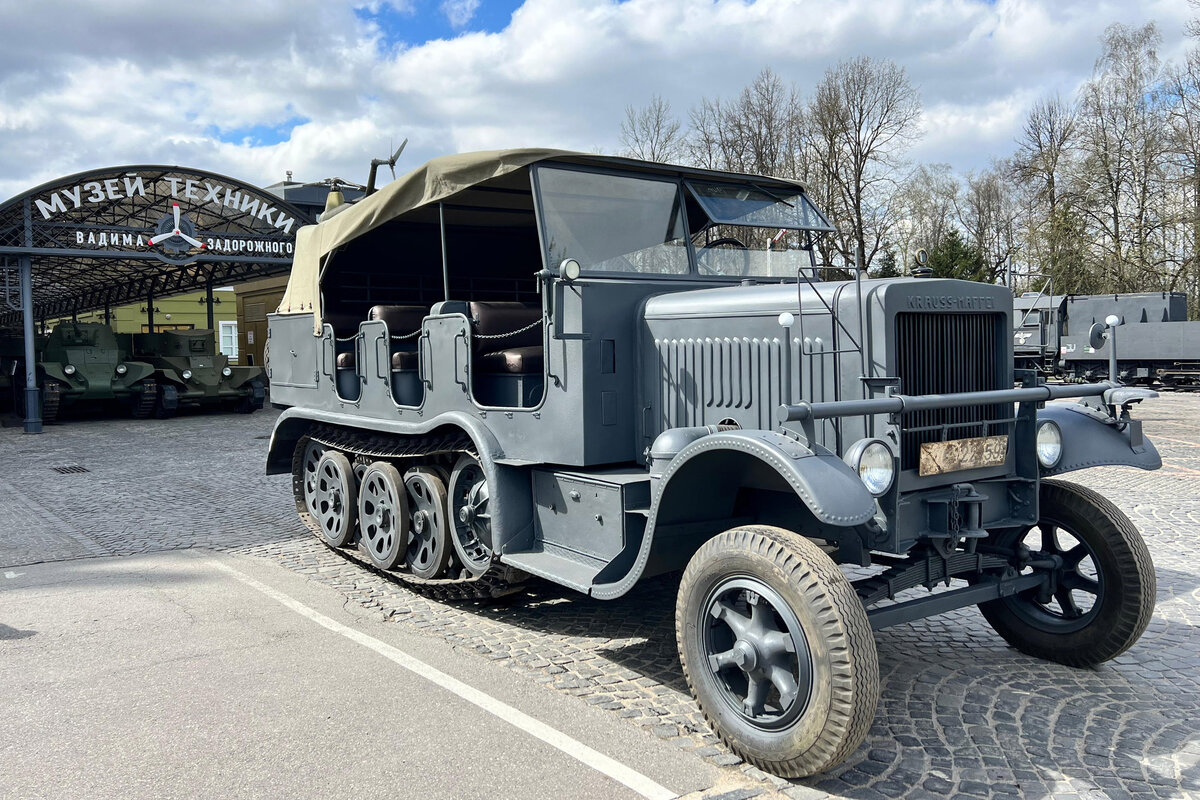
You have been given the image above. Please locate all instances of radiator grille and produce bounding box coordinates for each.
[895,312,1008,471]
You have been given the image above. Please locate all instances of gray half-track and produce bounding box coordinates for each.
[129,329,265,417]
[266,150,1161,777]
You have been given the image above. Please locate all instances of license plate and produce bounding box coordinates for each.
[919,435,1008,477]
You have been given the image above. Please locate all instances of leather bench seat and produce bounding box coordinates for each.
[468,301,543,375]
[336,351,356,369]
[391,351,418,370]
[477,346,542,374]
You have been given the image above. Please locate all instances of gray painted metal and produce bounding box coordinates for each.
[1038,403,1162,475]
[267,154,1160,604]
[20,255,39,434]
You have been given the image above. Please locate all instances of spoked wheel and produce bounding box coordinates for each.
[677,525,879,778]
[448,453,493,576]
[978,479,1156,667]
[404,468,452,579]
[358,462,408,570]
[300,438,326,517]
[313,451,357,547]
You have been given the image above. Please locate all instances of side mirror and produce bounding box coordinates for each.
[1088,322,1107,350]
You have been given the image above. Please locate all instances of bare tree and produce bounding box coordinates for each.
[1076,22,1167,291]
[620,95,684,163]
[894,163,960,268]
[685,68,804,177]
[959,164,1021,286]
[1163,46,1200,312]
[809,56,922,271]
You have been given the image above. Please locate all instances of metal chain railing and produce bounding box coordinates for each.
[472,318,543,341]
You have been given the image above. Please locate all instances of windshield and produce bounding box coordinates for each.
[535,167,689,275]
[686,180,833,231]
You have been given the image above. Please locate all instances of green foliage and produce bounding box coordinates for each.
[927,230,987,282]
[871,248,901,278]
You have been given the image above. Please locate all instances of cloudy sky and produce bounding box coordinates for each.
[0,0,1193,200]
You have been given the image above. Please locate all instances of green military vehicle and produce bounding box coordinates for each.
[19,322,157,422]
[129,329,265,418]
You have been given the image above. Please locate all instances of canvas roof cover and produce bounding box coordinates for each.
[278,147,817,334]
[279,148,574,332]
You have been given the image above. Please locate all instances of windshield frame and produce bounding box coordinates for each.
[531,162,829,282]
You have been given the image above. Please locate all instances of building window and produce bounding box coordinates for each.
[219,321,238,362]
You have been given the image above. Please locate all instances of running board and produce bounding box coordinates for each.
[501,549,604,594]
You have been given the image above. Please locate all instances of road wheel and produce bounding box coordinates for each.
[448,453,493,577]
[978,479,1155,667]
[358,462,408,570]
[677,525,878,778]
[404,467,452,579]
[313,451,357,548]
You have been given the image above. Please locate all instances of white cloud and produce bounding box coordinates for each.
[0,0,1193,201]
[440,0,480,28]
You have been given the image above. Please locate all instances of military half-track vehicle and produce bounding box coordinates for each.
[18,322,157,422]
[129,329,265,417]
[266,150,1161,777]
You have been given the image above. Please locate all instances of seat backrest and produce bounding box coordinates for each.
[368,305,426,337]
[467,302,542,351]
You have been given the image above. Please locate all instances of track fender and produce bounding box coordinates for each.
[1039,403,1161,475]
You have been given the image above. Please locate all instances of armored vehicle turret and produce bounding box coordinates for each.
[129,329,264,417]
[266,150,1161,777]
[20,322,157,422]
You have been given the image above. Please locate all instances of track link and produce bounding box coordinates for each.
[41,380,62,424]
[130,381,157,419]
[292,424,526,601]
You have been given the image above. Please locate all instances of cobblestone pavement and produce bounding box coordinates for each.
[2,395,1198,800]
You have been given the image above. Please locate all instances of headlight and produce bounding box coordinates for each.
[182,369,193,380]
[222,367,233,377]
[846,438,895,496]
[115,364,127,375]
[1036,420,1062,468]
[63,364,76,376]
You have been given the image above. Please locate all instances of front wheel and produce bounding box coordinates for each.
[978,479,1156,667]
[676,525,879,778]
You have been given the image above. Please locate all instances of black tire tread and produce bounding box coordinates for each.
[980,478,1155,667]
[677,524,879,777]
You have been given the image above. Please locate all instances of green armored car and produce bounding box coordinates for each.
[129,329,264,417]
[21,322,157,422]
[266,150,1160,777]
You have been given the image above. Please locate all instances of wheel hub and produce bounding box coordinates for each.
[732,639,759,671]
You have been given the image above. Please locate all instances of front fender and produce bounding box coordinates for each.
[1039,403,1161,475]
[662,430,876,526]
[591,430,876,600]
[115,361,155,387]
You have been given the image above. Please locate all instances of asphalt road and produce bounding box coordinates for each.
[0,550,716,800]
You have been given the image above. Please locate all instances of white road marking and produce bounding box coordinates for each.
[4,571,25,579]
[211,560,677,800]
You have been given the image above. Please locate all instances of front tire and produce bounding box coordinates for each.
[978,479,1155,667]
[676,525,879,778]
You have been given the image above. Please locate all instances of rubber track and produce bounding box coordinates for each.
[293,425,526,601]
[677,525,880,778]
[130,381,157,419]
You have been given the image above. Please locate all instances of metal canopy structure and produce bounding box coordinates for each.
[0,165,315,432]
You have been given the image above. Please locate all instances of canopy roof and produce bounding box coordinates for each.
[278,147,818,330]
[0,165,313,326]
